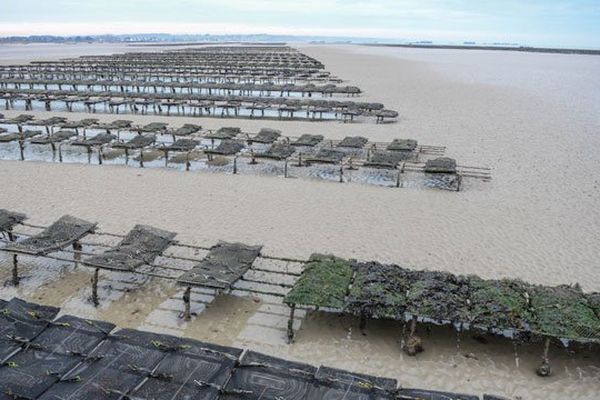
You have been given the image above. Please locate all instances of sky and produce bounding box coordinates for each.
[2,0,600,47]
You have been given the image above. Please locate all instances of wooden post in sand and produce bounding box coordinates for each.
[72,241,82,268]
[11,252,19,287]
[359,313,367,333]
[98,146,103,165]
[287,304,296,343]
[233,156,238,174]
[87,146,92,164]
[183,286,192,321]
[456,322,463,351]
[536,337,552,377]
[403,315,423,356]
[7,231,19,286]
[456,174,463,192]
[284,159,288,178]
[139,148,144,168]
[18,138,25,161]
[91,268,100,307]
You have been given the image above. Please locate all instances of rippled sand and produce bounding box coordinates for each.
[0,43,599,399]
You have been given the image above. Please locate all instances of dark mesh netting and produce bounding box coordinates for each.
[172,124,201,136]
[3,215,96,255]
[291,134,323,147]
[112,135,156,149]
[308,385,396,400]
[0,348,80,399]
[71,133,116,147]
[251,128,281,144]
[113,328,242,359]
[96,329,241,400]
[0,209,26,233]
[128,331,242,400]
[39,362,145,399]
[30,130,78,144]
[387,139,418,152]
[166,139,200,152]
[397,389,479,400]
[83,225,176,271]
[222,351,316,400]
[0,130,43,142]
[139,122,168,132]
[29,117,67,126]
[130,380,217,400]
[305,149,345,164]
[41,333,166,398]
[95,119,133,130]
[32,315,115,356]
[316,366,398,391]
[0,314,114,399]
[336,136,368,149]
[22,130,43,139]
[60,119,98,129]
[256,143,295,160]
[0,298,59,363]
[364,151,412,169]
[4,114,34,124]
[346,262,411,320]
[206,140,245,155]
[206,127,241,140]
[178,242,262,289]
[0,297,496,399]
[424,157,457,174]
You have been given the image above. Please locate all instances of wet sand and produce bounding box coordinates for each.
[0,43,599,399]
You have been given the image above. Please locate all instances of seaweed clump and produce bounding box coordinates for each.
[587,292,600,320]
[284,254,352,309]
[527,284,600,341]
[346,261,410,320]
[405,270,470,323]
[424,157,457,174]
[468,277,532,333]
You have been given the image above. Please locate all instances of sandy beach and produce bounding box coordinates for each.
[1,43,599,399]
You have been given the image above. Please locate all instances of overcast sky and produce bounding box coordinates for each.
[2,0,599,47]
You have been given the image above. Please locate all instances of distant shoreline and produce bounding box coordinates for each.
[360,43,600,56]
[1,39,598,56]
